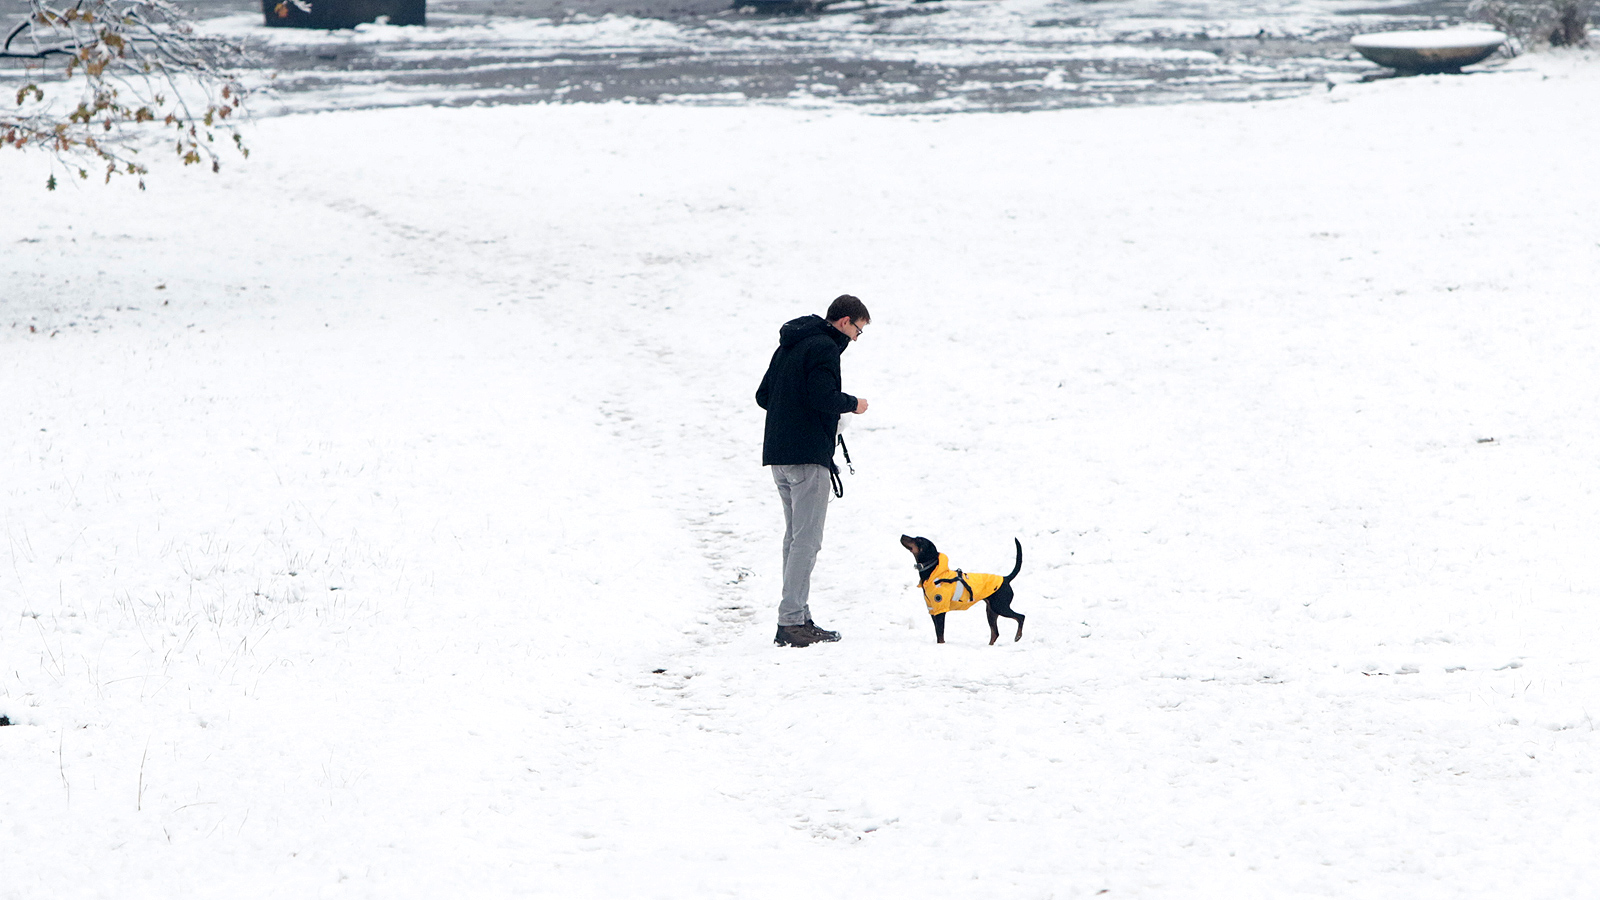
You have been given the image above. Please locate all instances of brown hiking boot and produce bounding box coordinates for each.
[803,621,841,642]
[774,624,816,647]
[774,623,841,647]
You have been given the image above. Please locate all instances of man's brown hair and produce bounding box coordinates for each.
[826,294,871,325]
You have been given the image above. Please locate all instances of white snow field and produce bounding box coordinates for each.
[4,51,1600,899]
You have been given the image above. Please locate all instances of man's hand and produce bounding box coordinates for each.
[854,398,869,414]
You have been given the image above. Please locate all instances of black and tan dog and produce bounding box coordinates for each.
[899,535,1025,645]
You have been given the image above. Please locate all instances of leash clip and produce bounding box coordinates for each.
[831,435,855,498]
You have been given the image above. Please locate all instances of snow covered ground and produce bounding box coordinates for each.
[4,50,1600,898]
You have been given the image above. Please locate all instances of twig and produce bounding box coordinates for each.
[137,737,150,811]
[58,729,71,804]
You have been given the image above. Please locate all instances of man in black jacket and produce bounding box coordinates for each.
[755,294,870,648]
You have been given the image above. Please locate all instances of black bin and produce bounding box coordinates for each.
[263,0,425,28]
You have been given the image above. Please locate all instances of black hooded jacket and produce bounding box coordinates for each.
[755,315,857,467]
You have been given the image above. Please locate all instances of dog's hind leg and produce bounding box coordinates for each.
[989,588,1025,643]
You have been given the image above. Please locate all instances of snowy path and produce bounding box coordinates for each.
[6,54,1600,897]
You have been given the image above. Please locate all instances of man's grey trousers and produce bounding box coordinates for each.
[772,463,832,626]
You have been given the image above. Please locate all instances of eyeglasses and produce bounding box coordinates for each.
[851,320,867,337]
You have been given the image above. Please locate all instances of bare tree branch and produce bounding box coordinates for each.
[2,0,253,189]
[1469,0,1592,52]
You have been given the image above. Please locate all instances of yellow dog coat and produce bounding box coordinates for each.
[921,553,1006,616]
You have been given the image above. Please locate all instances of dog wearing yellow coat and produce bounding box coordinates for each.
[899,535,1025,645]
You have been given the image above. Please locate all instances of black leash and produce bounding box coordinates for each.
[831,435,855,498]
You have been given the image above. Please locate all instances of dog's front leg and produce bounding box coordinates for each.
[931,613,946,644]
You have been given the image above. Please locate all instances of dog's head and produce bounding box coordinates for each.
[899,535,939,571]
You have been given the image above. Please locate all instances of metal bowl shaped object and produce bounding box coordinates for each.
[1350,29,1507,73]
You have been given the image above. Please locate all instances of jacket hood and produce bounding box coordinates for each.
[779,315,849,351]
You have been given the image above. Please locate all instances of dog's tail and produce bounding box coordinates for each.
[1003,538,1023,583]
